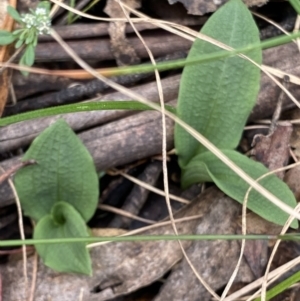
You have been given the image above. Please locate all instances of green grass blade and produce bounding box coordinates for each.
[254,270,300,301]
[0,101,176,127]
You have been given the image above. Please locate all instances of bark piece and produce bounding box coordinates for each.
[250,122,293,179]
[168,0,267,15]
[285,166,300,202]
[104,0,141,66]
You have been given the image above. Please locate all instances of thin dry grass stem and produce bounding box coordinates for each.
[50,26,300,235]
[111,169,190,204]
[117,3,219,298]
[293,15,300,52]
[98,204,156,224]
[255,118,300,125]
[9,82,17,105]
[262,66,300,85]
[28,251,38,301]
[251,11,293,39]
[0,166,28,297]
[290,148,298,162]
[78,288,84,301]
[87,214,204,249]
[50,0,63,17]
[244,125,269,130]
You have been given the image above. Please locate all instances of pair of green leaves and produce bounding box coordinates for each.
[0,2,51,76]
[14,120,99,274]
[175,0,298,228]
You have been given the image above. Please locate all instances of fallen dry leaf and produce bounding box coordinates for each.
[251,122,293,179]
[285,166,300,202]
[168,0,268,15]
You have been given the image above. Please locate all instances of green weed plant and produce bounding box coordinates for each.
[0,1,51,75]
[6,0,298,285]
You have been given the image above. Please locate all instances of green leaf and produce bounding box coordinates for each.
[34,202,92,275]
[14,119,99,222]
[7,6,23,23]
[15,38,24,49]
[0,30,17,45]
[24,44,35,66]
[25,31,34,45]
[12,29,25,36]
[37,1,51,13]
[174,0,262,168]
[19,53,29,76]
[182,150,298,228]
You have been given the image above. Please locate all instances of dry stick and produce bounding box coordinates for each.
[113,170,190,204]
[99,204,156,225]
[50,26,300,241]
[118,2,220,299]
[108,162,162,228]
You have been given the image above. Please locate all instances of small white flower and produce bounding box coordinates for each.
[20,8,51,35]
[35,7,47,15]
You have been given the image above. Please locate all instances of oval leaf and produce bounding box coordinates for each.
[34,202,92,275]
[7,6,23,23]
[0,30,16,45]
[175,0,262,167]
[182,150,298,228]
[24,44,35,66]
[14,119,99,222]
